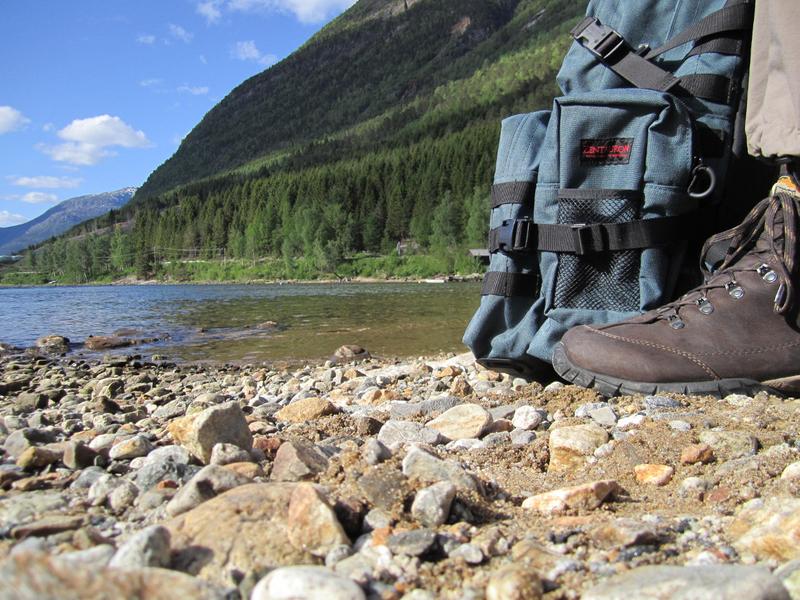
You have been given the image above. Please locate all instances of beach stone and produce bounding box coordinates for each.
[209,443,252,466]
[270,440,329,482]
[35,335,69,354]
[486,564,544,600]
[3,428,55,459]
[357,466,410,511]
[14,392,48,413]
[511,429,536,445]
[388,396,462,420]
[109,435,154,460]
[134,446,194,491]
[109,525,171,569]
[411,481,456,527]
[108,480,140,513]
[634,464,675,486]
[592,518,658,548]
[168,401,252,464]
[333,345,370,362]
[699,430,759,460]
[287,483,350,557]
[681,443,715,464]
[166,464,252,517]
[730,497,800,562]
[548,424,609,471]
[401,445,480,492]
[511,406,543,431]
[70,466,106,489]
[581,565,790,600]
[167,483,314,587]
[224,461,265,479]
[387,529,437,556]
[427,404,492,441]
[11,515,84,539]
[782,462,800,481]
[679,476,712,499]
[275,396,337,423]
[449,543,484,564]
[16,446,61,470]
[252,565,365,600]
[522,480,623,514]
[55,544,116,568]
[617,414,646,430]
[775,562,800,600]
[377,420,442,451]
[62,441,98,470]
[361,438,391,466]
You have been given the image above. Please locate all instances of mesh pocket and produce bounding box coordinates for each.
[554,194,641,312]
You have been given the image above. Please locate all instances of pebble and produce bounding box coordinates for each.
[252,566,366,600]
[209,442,252,465]
[617,414,646,430]
[361,438,392,465]
[387,529,437,556]
[270,440,329,482]
[449,543,484,564]
[109,435,154,460]
[109,525,171,569]
[166,464,252,516]
[426,403,493,440]
[401,445,480,492]
[634,464,675,486]
[522,480,623,514]
[486,564,544,600]
[548,424,609,471]
[168,401,253,464]
[680,443,715,465]
[275,396,338,422]
[510,429,536,445]
[377,420,442,451]
[511,406,544,431]
[411,481,456,527]
[781,461,800,481]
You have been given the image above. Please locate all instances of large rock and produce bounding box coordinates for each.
[548,424,609,471]
[582,565,790,600]
[168,402,252,464]
[287,483,350,557]
[167,483,315,587]
[275,397,338,423]
[0,552,229,599]
[252,565,365,600]
[426,404,493,440]
[522,480,623,514]
[166,464,253,516]
[35,335,70,354]
[730,497,800,562]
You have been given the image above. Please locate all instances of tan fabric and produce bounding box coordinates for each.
[746,0,800,158]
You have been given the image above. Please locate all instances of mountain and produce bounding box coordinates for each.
[0,188,136,255]
[27,0,586,282]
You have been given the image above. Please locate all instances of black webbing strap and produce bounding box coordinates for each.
[488,214,691,256]
[677,73,737,105]
[490,181,535,209]
[481,271,539,297]
[570,17,680,93]
[686,36,743,59]
[643,3,753,59]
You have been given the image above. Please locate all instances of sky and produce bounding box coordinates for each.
[0,0,356,227]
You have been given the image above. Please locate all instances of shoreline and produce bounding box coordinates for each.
[1,350,798,598]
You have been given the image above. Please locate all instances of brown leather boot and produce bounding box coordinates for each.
[553,174,800,397]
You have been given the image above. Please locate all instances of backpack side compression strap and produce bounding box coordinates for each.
[481,271,539,297]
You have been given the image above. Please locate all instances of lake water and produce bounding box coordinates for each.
[0,283,482,364]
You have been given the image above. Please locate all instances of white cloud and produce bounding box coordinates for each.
[139,78,163,88]
[0,106,30,134]
[137,34,156,45]
[232,40,277,66]
[42,122,54,132]
[199,54,208,64]
[21,192,59,205]
[177,85,210,95]
[0,210,28,227]
[169,24,193,43]
[39,115,151,166]
[197,1,222,24]
[11,176,82,189]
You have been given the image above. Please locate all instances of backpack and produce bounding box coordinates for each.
[463,0,755,380]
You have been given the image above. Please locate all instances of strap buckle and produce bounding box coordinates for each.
[570,223,595,256]
[571,17,627,61]
[495,218,535,253]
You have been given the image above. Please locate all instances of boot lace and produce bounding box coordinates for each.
[656,189,799,323]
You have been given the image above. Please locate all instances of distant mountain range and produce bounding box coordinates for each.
[0,187,137,254]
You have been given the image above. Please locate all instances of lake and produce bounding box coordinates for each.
[0,282,482,364]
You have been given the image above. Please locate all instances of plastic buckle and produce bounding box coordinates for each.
[572,17,627,61]
[496,219,534,253]
[570,223,593,255]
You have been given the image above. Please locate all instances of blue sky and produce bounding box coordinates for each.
[0,0,355,226]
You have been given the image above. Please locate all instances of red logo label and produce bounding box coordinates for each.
[580,138,633,164]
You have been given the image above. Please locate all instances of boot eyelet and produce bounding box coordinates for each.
[696,297,714,315]
[669,316,686,329]
[725,282,745,299]
[757,264,778,283]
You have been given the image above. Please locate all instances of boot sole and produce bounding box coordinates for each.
[552,343,789,399]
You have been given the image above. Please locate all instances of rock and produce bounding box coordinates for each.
[287,483,350,557]
[401,445,480,492]
[332,345,370,363]
[411,481,456,527]
[617,414,646,430]
[426,404,493,440]
[36,335,70,354]
[275,397,338,423]
[270,440,329,482]
[108,480,140,513]
[775,561,800,600]
[511,406,544,431]
[167,483,315,587]
[522,480,623,514]
[109,525,171,569]
[85,335,136,350]
[252,565,365,600]
[16,446,62,470]
[11,515,84,539]
[377,420,442,451]
[581,565,790,600]
[634,464,675,486]
[592,518,658,548]
[109,435,154,460]
[680,443,715,464]
[449,543,484,564]
[782,462,800,481]
[62,441,98,470]
[548,424,609,471]
[14,392,48,413]
[0,552,228,599]
[486,564,544,600]
[357,466,410,511]
[389,396,462,420]
[511,429,536,445]
[166,464,252,516]
[209,443,252,466]
[4,428,56,459]
[699,431,759,460]
[55,544,116,568]
[224,462,265,479]
[168,401,252,464]
[679,476,712,499]
[644,395,682,412]
[134,446,194,491]
[730,497,800,562]
[361,439,392,466]
[387,529,437,556]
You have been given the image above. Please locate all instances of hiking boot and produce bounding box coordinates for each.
[553,173,800,397]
